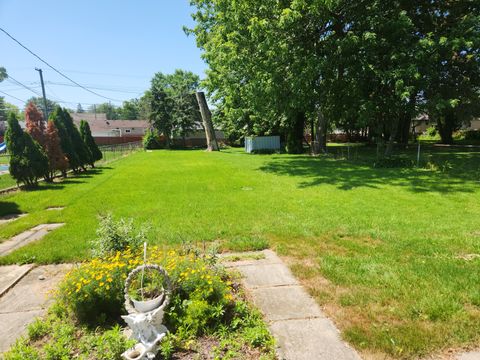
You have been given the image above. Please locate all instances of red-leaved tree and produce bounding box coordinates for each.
[44,120,69,181]
[25,102,46,147]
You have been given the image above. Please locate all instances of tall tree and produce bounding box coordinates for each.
[26,97,57,117]
[416,0,480,144]
[25,102,46,147]
[6,113,48,187]
[44,120,69,181]
[150,74,174,147]
[148,70,201,147]
[50,106,79,174]
[0,67,7,82]
[61,108,91,171]
[119,99,140,120]
[79,120,102,167]
[90,103,120,120]
[76,103,85,113]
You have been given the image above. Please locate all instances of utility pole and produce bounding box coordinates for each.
[35,68,49,119]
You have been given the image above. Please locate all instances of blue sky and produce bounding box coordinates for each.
[0,0,206,110]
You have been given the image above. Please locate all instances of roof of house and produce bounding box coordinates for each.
[70,113,108,122]
[70,113,149,132]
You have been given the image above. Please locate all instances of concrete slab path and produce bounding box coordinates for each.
[456,352,480,360]
[0,264,72,353]
[223,250,362,360]
[0,223,64,256]
[0,264,34,297]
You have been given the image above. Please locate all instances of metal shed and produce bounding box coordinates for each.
[245,136,281,153]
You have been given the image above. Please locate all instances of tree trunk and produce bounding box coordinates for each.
[385,115,399,157]
[437,110,455,144]
[310,117,315,154]
[286,111,305,154]
[314,110,327,154]
[196,92,219,151]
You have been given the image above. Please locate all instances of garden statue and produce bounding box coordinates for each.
[121,259,171,360]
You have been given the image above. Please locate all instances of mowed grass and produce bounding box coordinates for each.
[1,147,480,358]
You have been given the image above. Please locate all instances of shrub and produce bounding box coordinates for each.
[373,155,414,168]
[44,120,69,181]
[143,129,161,149]
[91,214,147,257]
[58,251,132,325]
[80,120,103,167]
[58,247,232,327]
[50,107,79,172]
[6,114,49,187]
[426,126,437,137]
[464,130,480,141]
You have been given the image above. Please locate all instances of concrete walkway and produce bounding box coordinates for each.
[0,264,72,353]
[0,223,64,256]
[223,250,361,360]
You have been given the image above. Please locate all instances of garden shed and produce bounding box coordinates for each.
[244,136,280,153]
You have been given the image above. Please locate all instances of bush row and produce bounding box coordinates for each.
[5,103,102,187]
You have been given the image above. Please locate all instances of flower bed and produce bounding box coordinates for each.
[4,247,275,359]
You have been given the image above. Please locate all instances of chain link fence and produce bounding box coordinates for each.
[98,141,143,164]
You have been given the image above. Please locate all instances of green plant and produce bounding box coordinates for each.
[6,113,49,187]
[143,129,161,149]
[426,126,437,137]
[80,120,102,167]
[373,155,414,168]
[127,267,166,301]
[91,213,147,257]
[464,130,480,141]
[27,319,49,341]
[3,339,40,360]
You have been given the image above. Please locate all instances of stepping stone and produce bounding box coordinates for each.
[457,352,480,360]
[0,223,65,256]
[0,213,26,225]
[250,285,325,321]
[45,207,64,211]
[0,264,34,297]
[0,264,72,353]
[225,250,362,360]
[271,318,361,360]
[236,263,299,288]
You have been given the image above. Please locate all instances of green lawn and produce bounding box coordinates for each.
[0,147,479,358]
[0,173,16,190]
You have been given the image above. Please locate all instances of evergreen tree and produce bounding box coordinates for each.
[50,106,79,174]
[25,101,46,147]
[79,120,102,167]
[60,108,91,171]
[44,120,69,182]
[5,112,25,154]
[6,113,48,187]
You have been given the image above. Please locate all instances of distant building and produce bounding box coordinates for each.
[70,113,225,146]
[70,113,149,145]
[412,114,480,134]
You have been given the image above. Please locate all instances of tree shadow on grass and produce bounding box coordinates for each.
[22,167,113,192]
[0,201,20,216]
[258,153,479,194]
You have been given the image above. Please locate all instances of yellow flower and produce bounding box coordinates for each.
[99,282,104,287]
[106,285,110,290]
[107,277,113,283]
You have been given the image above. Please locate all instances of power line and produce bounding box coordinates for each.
[0,90,27,103]
[44,81,143,95]
[0,27,124,103]
[6,76,42,97]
